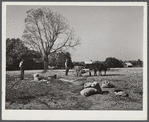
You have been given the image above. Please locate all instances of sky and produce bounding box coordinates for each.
[6,5,144,62]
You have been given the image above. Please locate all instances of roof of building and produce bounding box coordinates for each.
[125,62,133,66]
[84,61,93,64]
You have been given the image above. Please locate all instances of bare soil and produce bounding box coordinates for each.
[5,68,143,110]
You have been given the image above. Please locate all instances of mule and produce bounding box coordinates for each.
[93,62,108,76]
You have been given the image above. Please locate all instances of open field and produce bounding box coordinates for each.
[5,67,143,110]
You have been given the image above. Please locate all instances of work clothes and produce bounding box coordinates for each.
[19,60,24,80]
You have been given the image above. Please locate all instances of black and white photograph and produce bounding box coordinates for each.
[2,2,147,120]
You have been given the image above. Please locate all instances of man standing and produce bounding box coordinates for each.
[19,59,25,80]
[65,57,73,76]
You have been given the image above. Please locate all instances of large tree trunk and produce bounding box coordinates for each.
[43,55,49,71]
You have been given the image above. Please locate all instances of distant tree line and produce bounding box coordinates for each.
[105,57,142,68]
[128,59,143,67]
[71,57,143,68]
[6,38,71,70]
[6,38,143,71]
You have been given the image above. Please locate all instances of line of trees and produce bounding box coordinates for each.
[105,57,143,68]
[6,38,72,70]
[128,59,143,67]
[72,57,143,68]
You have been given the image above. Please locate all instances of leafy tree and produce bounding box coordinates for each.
[55,52,67,68]
[48,52,71,68]
[105,57,114,68]
[6,38,28,70]
[137,59,143,67]
[6,38,41,70]
[48,53,57,67]
[105,57,123,68]
[22,7,80,71]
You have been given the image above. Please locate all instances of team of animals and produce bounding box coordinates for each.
[73,62,108,77]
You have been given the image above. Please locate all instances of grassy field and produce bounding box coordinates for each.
[5,67,143,110]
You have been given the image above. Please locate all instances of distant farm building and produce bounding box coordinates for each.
[84,61,93,65]
[124,62,133,68]
[84,61,93,69]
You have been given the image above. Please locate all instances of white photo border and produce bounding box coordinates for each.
[2,2,148,120]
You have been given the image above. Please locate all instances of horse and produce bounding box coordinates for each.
[72,62,108,77]
[93,62,108,76]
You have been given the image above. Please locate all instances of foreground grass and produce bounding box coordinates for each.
[5,68,143,110]
[6,73,92,110]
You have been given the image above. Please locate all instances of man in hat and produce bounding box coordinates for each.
[19,59,25,80]
[65,57,74,76]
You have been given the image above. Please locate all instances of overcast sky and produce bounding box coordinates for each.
[6,5,143,62]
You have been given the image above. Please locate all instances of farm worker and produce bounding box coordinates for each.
[65,57,74,76]
[19,59,25,80]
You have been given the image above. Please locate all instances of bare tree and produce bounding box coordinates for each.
[22,7,80,71]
